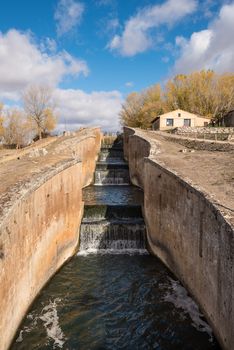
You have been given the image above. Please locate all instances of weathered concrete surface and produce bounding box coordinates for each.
[0,128,101,350]
[124,127,234,350]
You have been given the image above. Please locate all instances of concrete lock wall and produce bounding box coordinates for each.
[72,128,102,187]
[124,126,234,350]
[0,129,101,350]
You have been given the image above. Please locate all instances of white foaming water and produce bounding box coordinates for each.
[79,230,146,251]
[16,312,39,343]
[164,278,213,341]
[94,171,130,186]
[16,299,66,348]
[39,298,66,349]
[77,248,149,256]
[16,330,24,343]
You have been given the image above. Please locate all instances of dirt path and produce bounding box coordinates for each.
[0,130,94,203]
[0,137,58,165]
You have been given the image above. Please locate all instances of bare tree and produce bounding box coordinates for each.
[23,85,57,139]
[4,109,32,148]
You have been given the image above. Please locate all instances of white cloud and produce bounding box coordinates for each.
[40,37,57,53]
[0,29,88,101]
[55,0,84,36]
[0,28,121,132]
[54,88,123,132]
[174,2,234,73]
[108,0,197,56]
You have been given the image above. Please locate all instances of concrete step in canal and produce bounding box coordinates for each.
[98,148,124,162]
[94,161,130,185]
[79,137,147,254]
[80,203,146,251]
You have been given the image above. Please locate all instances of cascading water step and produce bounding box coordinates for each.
[94,168,130,185]
[79,221,146,251]
[79,201,147,253]
[79,134,147,254]
[98,135,124,163]
[95,142,129,185]
[98,149,124,162]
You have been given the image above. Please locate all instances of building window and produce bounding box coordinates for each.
[178,113,181,117]
[166,118,174,126]
[184,119,191,126]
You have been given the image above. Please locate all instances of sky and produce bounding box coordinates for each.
[0,0,233,132]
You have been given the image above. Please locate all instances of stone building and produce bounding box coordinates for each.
[151,109,210,131]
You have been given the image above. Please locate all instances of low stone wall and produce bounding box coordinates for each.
[171,126,234,142]
[172,126,234,136]
[0,128,101,350]
[124,126,234,350]
[156,131,234,152]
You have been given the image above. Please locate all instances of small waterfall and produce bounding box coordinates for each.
[94,169,130,185]
[94,162,130,185]
[79,221,146,252]
[98,148,124,162]
[79,135,147,255]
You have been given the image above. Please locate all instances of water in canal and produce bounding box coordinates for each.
[11,137,220,350]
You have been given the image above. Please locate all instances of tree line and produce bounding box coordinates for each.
[120,70,234,129]
[0,85,57,149]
